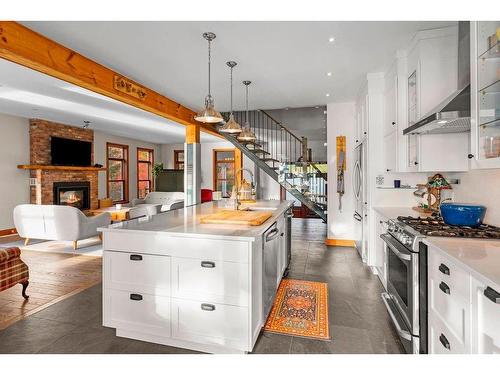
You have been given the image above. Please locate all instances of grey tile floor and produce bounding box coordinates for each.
[0,218,404,354]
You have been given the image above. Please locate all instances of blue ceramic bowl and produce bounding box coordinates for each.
[440,203,486,227]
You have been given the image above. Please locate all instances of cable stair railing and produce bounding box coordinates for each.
[219,109,327,221]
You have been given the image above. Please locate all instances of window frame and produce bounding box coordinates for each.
[137,147,154,199]
[106,142,129,204]
[174,149,184,170]
[212,148,242,198]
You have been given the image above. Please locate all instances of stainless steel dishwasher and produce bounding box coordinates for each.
[262,222,280,319]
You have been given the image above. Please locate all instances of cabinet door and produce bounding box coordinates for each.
[384,74,398,136]
[471,277,500,354]
[470,21,500,169]
[406,68,420,170]
[375,214,388,290]
[382,131,397,173]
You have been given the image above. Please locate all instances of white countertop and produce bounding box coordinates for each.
[98,200,293,241]
[424,236,500,290]
[373,206,431,219]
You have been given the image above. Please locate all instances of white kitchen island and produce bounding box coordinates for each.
[98,200,292,354]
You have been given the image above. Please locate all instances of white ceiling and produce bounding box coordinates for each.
[22,21,456,112]
[0,58,222,144]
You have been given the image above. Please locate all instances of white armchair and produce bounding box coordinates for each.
[13,204,111,250]
[131,192,184,213]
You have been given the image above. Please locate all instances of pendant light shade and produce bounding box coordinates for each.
[220,61,242,134]
[195,32,223,124]
[238,80,256,142]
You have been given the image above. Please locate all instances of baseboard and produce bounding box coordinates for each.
[0,228,17,237]
[325,238,356,247]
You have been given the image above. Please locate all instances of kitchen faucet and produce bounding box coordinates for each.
[234,168,256,210]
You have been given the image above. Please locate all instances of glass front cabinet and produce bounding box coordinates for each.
[471,21,500,169]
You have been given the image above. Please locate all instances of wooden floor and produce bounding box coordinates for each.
[0,235,102,330]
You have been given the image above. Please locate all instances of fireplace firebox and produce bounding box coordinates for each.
[53,181,90,210]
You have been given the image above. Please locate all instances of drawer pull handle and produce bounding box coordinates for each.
[201,303,216,311]
[484,286,500,304]
[201,261,216,268]
[130,254,143,261]
[130,293,143,301]
[439,281,450,295]
[438,263,450,275]
[439,333,450,350]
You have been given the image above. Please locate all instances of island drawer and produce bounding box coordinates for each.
[171,297,249,351]
[104,231,250,263]
[171,257,249,306]
[104,251,171,296]
[104,289,171,338]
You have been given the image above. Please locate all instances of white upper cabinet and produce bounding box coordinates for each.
[382,62,399,173]
[470,21,500,169]
[398,26,469,172]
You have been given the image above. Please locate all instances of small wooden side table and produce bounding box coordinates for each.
[85,207,131,222]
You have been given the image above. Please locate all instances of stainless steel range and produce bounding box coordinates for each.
[381,219,426,354]
[381,215,500,354]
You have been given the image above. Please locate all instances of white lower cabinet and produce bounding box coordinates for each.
[171,257,249,306]
[374,212,388,290]
[171,298,248,350]
[471,278,500,354]
[105,289,172,337]
[428,243,500,354]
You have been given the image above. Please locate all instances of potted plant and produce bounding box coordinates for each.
[152,162,164,191]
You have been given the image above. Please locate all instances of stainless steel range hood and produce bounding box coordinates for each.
[404,22,471,136]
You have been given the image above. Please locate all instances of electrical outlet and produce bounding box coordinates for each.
[29,178,37,186]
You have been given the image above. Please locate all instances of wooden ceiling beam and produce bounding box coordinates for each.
[0,21,221,139]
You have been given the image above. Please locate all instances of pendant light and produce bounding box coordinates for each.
[219,61,242,133]
[237,80,257,141]
[194,32,223,124]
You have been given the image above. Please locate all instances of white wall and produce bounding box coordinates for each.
[93,130,160,201]
[160,143,183,169]
[0,113,30,229]
[326,102,356,241]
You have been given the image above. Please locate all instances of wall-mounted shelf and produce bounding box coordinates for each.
[17,165,107,172]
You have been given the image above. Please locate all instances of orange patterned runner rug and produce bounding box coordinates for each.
[264,279,330,340]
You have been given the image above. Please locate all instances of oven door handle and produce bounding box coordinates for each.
[380,233,412,261]
[381,292,413,341]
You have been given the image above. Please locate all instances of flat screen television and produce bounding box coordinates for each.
[50,136,92,166]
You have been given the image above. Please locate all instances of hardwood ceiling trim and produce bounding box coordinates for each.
[0,21,222,138]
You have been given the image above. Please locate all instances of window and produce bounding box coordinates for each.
[137,147,154,199]
[213,149,242,198]
[174,150,184,170]
[107,143,129,203]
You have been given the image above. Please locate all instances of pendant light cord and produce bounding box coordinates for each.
[208,39,211,97]
[245,84,249,126]
[230,66,233,114]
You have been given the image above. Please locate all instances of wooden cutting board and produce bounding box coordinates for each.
[200,210,273,226]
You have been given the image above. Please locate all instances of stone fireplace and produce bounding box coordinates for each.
[53,181,91,210]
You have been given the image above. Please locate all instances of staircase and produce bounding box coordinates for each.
[219,110,327,221]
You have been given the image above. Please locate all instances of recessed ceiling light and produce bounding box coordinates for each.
[324,142,328,147]
[327,72,332,77]
[315,106,319,109]
[437,120,448,124]
[328,37,335,43]
[323,110,327,115]
[326,93,330,97]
